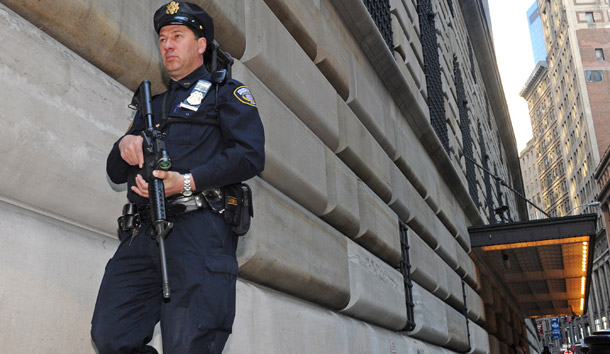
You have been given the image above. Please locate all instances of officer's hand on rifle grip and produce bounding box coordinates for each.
[119,134,144,168]
[131,171,194,198]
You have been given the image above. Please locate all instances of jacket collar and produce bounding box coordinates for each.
[169,65,210,89]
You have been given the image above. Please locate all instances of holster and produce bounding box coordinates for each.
[117,203,140,239]
[221,183,253,236]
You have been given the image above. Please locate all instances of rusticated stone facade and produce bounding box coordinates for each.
[0,0,537,353]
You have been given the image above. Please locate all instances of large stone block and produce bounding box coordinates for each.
[339,240,407,330]
[314,0,354,100]
[389,159,418,223]
[393,102,437,197]
[236,178,350,310]
[436,175,471,251]
[407,282,450,346]
[408,229,450,301]
[393,114,472,255]
[389,0,425,93]
[406,194,445,251]
[445,302,470,352]
[435,223,458,271]
[262,0,320,60]
[457,247,479,292]
[469,321,491,354]
[346,55,397,158]
[226,280,434,354]
[0,0,247,94]
[241,0,340,151]
[465,283,486,324]
[0,4,131,236]
[336,97,392,202]
[356,181,401,266]
[396,0,422,59]
[445,265,465,309]
[0,201,116,354]
[409,281,467,351]
[392,46,429,121]
[322,149,361,237]
[232,60,329,216]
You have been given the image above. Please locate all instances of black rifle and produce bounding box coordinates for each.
[131,80,173,299]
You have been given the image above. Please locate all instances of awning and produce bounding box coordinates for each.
[469,214,597,317]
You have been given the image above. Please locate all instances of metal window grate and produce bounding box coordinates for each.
[363,0,394,53]
[418,0,449,152]
[480,124,495,223]
[398,222,416,331]
[454,58,479,206]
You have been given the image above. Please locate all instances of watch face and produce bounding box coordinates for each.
[182,190,193,197]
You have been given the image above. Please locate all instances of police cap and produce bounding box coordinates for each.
[154,1,214,45]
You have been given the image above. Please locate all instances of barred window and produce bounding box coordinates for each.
[418,0,449,152]
[363,0,394,52]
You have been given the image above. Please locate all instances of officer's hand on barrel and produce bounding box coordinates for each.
[119,135,144,168]
[131,171,195,198]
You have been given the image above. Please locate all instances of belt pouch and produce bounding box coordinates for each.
[223,183,253,236]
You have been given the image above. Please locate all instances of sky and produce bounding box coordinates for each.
[488,0,538,153]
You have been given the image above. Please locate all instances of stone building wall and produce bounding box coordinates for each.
[0,0,536,353]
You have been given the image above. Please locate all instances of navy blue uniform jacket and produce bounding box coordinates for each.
[106,65,265,202]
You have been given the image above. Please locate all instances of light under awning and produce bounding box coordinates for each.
[469,214,597,318]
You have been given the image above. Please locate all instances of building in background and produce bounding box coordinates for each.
[520,0,610,350]
[520,139,545,220]
[528,0,548,64]
[594,148,610,332]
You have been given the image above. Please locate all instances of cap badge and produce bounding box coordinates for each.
[166,1,180,15]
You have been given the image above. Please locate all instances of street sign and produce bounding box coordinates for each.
[551,318,562,340]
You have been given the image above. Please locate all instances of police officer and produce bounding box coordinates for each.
[91,2,265,353]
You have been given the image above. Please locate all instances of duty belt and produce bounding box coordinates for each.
[118,193,211,232]
[138,194,209,221]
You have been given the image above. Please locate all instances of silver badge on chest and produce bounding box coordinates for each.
[180,80,211,112]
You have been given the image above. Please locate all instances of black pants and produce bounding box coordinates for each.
[91,209,238,354]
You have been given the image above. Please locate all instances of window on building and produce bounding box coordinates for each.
[586,12,594,24]
[586,70,603,82]
[595,48,605,61]
[363,0,393,53]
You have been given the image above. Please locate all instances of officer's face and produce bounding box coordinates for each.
[158,25,206,81]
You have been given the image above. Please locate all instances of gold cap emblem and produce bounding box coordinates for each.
[166,1,180,15]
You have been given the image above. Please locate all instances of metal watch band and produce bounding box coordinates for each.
[182,173,193,196]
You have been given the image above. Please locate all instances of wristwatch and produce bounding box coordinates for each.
[181,173,193,197]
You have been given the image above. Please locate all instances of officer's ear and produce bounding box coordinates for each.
[198,37,207,56]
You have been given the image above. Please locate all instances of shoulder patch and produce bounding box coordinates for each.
[233,86,257,107]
